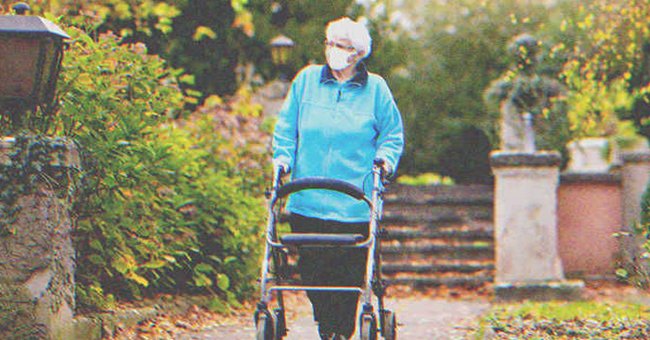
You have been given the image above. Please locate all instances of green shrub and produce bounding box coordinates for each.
[48,27,269,310]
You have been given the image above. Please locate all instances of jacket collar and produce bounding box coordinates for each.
[320,63,368,87]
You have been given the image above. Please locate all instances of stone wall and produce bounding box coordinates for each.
[555,151,650,279]
[0,136,79,339]
[557,174,622,277]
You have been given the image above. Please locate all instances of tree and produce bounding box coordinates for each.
[554,0,650,143]
[21,0,266,99]
[390,0,566,182]
[17,0,406,106]
[87,0,259,99]
[248,0,362,79]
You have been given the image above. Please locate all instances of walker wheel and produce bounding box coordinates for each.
[256,312,275,340]
[381,310,396,340]
[359,313,377,340]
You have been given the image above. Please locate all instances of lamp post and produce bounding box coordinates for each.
[269,34,294,81]
[0,3,82,339]
[253,34,294,117]
[0,5,79,338]
[0,2,70,131]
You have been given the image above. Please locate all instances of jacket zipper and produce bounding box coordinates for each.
[327,86,342,175]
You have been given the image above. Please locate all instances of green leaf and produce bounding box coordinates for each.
[193,26,217,41]
[204,95,223,107]
[179,74,196,85]
[217,273,230,291]
[206,297,228,313]
[90,240,104,252]
[185,89,202,98]
[88,254,105,265]
[152,3,181,18]
[126,272,149,287]
[174,199,194,210]
[143,259,167,269]
[226,291,242,308]
[208,256,222,264]
[194,263,214,274]
[112,257,129,274]
[231,0,249,13]
[193,273,212,287]
[112,253,136,274]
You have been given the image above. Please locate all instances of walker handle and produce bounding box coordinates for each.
[275,177,369,203]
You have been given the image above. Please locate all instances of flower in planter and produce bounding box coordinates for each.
[562,62,647,172]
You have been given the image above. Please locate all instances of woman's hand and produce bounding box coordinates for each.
[374,158,393,181]
[273,159,290,176]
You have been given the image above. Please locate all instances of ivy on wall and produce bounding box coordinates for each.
[0,135,78,236]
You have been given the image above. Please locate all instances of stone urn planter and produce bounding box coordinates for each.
[566,137,610,173]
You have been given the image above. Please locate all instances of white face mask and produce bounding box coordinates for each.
[326,46,356,71]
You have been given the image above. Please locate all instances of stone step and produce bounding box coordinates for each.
[381,243,494,260]
[385,276,493,288]
[384,228,493,241]
[381,212,463,226]
[383,184,493,204]
[275,183,498,289]
[278,262,494,280]
[384,194,493,206]
[381,208,493,225]
[382,262,494,274]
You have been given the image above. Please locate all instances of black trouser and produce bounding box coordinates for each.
[288,213,369,338]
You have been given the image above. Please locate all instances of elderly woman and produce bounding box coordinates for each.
[272,17,404,340]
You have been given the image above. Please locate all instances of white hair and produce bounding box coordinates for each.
[326,17,372,58]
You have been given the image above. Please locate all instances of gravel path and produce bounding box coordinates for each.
[175,297,490,339]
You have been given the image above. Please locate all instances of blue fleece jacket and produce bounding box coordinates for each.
[272,64,404,222]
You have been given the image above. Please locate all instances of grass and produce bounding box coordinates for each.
[470,300,650,339]
[507,300,650,321]
[397,172,455,186]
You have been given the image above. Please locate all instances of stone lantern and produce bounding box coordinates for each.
[0,2,69,120]
[251,34,295,116]
[269,34,294,66]
[270,34,294,81]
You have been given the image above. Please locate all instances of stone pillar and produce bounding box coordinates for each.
[0,136,79,339]
[491,151,584,301]
[621,152,650,231]
[619,151,650,271]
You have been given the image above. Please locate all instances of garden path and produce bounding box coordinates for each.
[170,294,490,339]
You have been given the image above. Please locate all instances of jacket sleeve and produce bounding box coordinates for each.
[272,73,302,171]
[374,80,404,173]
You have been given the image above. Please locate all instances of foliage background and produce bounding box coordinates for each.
[0,4,272,308]
[1,0,650,307]
[9,0,648,182]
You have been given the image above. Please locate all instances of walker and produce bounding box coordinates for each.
[254,159,397,340]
